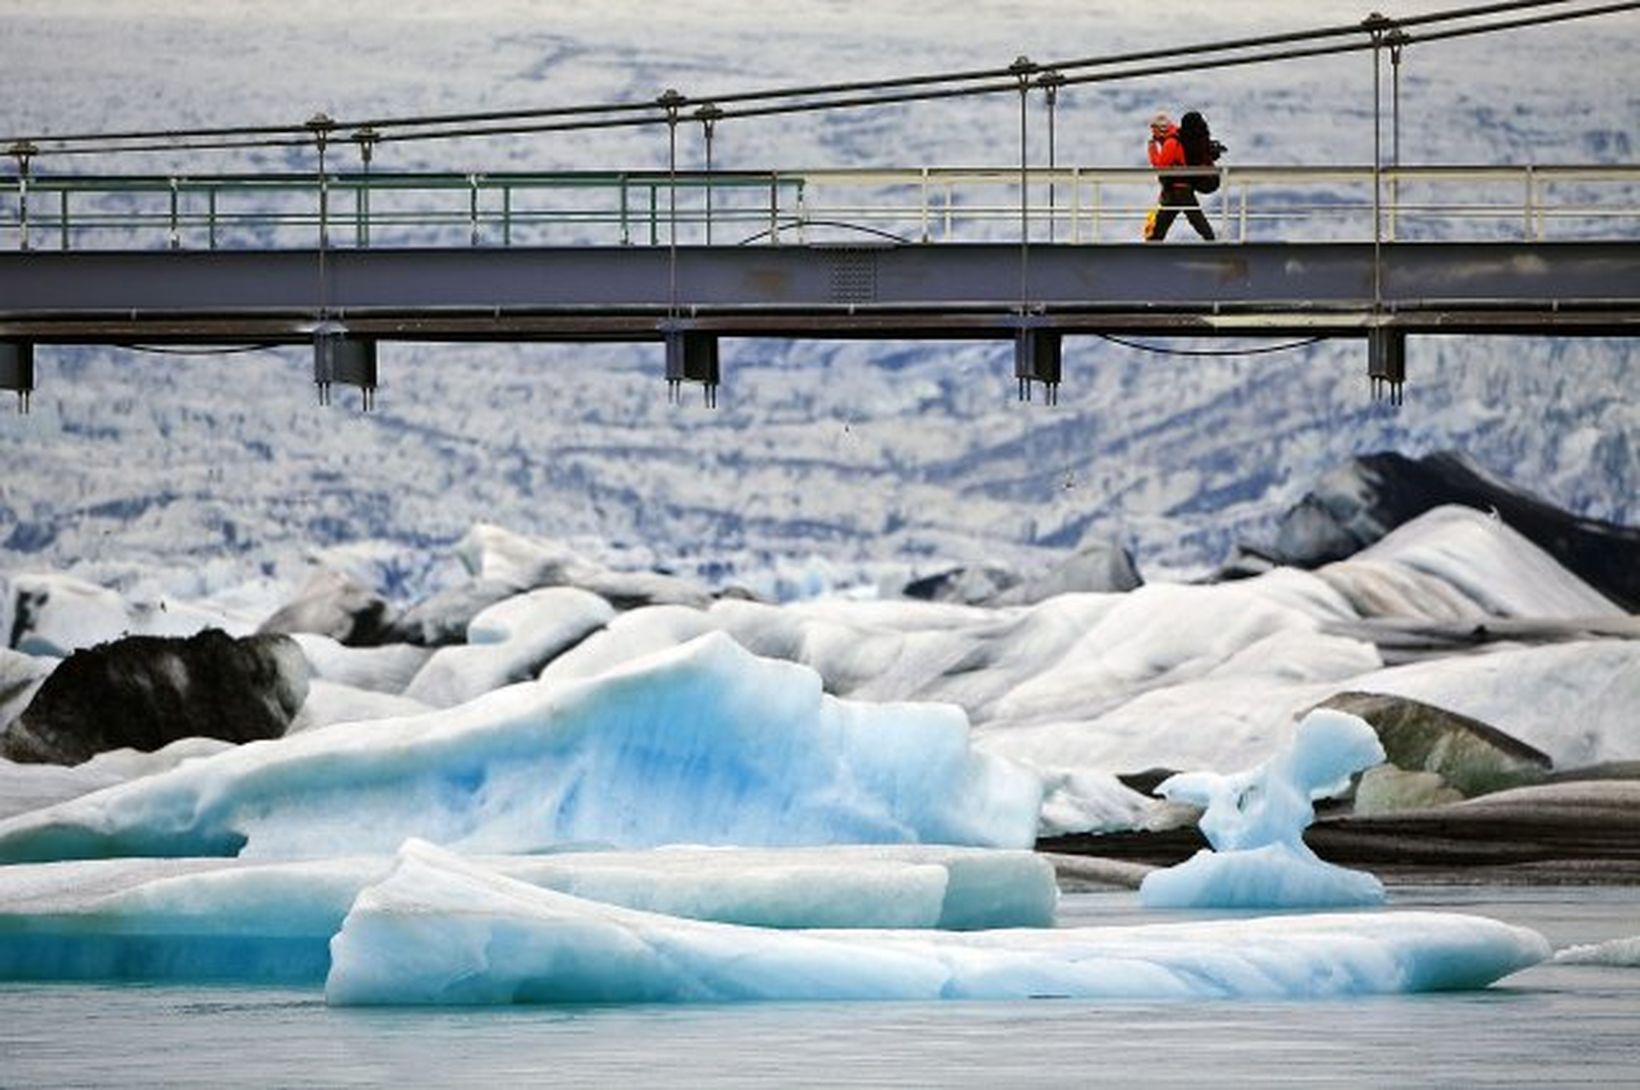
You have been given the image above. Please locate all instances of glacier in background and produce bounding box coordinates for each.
[0,0,1634,597]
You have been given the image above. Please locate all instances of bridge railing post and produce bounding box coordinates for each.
[1524,165,1538,240]
[169,177,181,250]
[1070,168,1082,244]
[919,167,930,243]
[619,173,631,246]
[769,172,780,246]
[1218,168,1231,241]
[9,141,37,252]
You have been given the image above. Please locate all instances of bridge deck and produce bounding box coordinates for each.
[2,241,1637,344]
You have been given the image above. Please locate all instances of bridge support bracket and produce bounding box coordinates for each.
[665,328,720,408]
[0,340,33,414]
[314,325,379,411]
[1014,327,1061,405]
[1367,325,1405,407]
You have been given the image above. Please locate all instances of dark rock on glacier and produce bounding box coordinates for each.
[1264,450,1640,610]
[1319,691,1551,798]
[1305,780,1640,882]
[0,630,308,765]
[257,569,396,647]
[1547,760,1640,784]
[1043,781,1640,883]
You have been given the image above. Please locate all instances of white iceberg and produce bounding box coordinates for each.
[1140,709,1387,908]
[2,572,258,658]
[324,840,1549,1006]
[404,586,614,708]
[0,633,1042,861]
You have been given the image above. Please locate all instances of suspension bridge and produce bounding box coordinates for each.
[1,2,1637,410]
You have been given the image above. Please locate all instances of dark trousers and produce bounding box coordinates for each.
[1149,183,1215,241]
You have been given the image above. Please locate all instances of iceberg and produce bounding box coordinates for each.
[1140,709,1388,908]
[325,841,1549,1006]
[0,633,1042,862]
[0,845,1055,982]
[403,586,614,708]
[1553,936,1640,967]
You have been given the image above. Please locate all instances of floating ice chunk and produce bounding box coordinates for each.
[0,737,234,820]
[1156,708,1385,853]
[325,841,1548,1006]
[537,604,719,684]
[286,680,430,734]
[0,845,1053,982]
[1030,764,1155,837]
[454,524,709,609]
[0,633,1041,861]
[290,633,432,695]
[404,587,613,708]
[1553,936,1640,967]
[1140,709,1386,908]
[1137,843,1385,909]
[3,573,249,657]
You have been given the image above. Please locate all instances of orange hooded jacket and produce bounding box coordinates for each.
[1148,125,1185,170]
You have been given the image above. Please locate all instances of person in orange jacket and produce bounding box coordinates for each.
[1145,111,1215,242]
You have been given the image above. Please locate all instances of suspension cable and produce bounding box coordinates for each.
[6,1,1632,158]
[1097,334,1330,357]
[116,343,284,356]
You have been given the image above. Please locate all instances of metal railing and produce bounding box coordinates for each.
[4,164,1638,251]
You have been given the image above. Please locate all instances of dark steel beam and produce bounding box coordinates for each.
[1,242,1636,344]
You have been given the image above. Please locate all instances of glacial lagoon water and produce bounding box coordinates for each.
[2,887,1636,1088]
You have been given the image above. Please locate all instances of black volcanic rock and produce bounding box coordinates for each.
[1,629,309,765]
[1263,451,1640,610]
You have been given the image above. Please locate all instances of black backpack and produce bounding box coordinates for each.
[1178,111,1226,194]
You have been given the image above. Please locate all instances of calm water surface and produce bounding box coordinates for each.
[2,887,1636,1088]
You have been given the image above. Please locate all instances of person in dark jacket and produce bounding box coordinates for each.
[1145,111,1215,242]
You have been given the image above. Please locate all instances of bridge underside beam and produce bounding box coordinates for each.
[1,242,1636,344]
[3,308,1636,345]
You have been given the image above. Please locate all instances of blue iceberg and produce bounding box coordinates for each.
[325,841,1549,1005]
[1140,709,1388,909]
[0,845,1056,982]
[0,634,1043,862]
